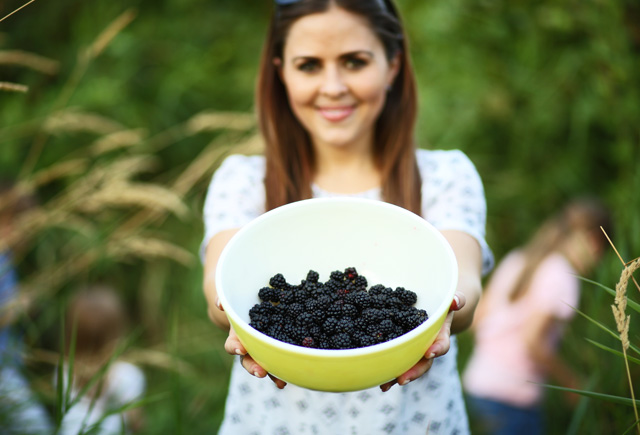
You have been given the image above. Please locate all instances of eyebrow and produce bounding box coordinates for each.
[291,50,376,63]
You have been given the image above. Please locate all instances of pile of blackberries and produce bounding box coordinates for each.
[248,267,428,350]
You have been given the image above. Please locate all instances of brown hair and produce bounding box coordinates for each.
[65,285,128,395]
[257,0,421,214]
[508,197,614,302]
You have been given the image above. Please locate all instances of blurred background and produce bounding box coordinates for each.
[1,0,638,433]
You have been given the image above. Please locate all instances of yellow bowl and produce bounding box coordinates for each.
[215,197,458,392]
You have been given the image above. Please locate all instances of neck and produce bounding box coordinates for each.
[312,146,381,194]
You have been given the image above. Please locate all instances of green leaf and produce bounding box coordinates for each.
[578,276,640,314]
[541,384,640,407]
[55,306,66,425]
[65,315,78,412]
[622,418,640,435]
[585,338,640,365]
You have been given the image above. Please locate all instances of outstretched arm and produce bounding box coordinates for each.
[203,228,239,330]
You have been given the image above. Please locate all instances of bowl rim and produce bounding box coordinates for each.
[215,197,458,358]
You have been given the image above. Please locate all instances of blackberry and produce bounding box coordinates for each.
[347,292,371,310]
[324,280,340,294]
[353,275,368,290]
[385,296,404,309]
[311,308,327,324]
[269,273,288,290]
[326,301,343,318]
[331,332,353,349]
[279,290,295,305]
[342,303,358,319]
[344,267,358,281]
[297,312,314,326]
[361,308,384,325]
[249,318,269,332]
[286,302,304,319]
[379,319,395,337]
[292,288,309,303]
[394,287,418,306]
[337,287,350,298]
[304,299,318,312]
[306,270,320,283]
[323,317,340,335]
[316,295,333,309]
[284,323,306,342]
[336,317,355,334]
[330,270,345,282]
[357,334,379,348]
[248,268,429,350]
[258,287,278,303]
[368,284,386,295]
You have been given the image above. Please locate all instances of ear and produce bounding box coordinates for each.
[273,57,284,81]
[386,52,401,89]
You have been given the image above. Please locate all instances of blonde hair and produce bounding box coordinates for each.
[509,197,613,302]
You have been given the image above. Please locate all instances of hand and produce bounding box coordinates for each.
[380,292,465,392]
[218,298,287,389]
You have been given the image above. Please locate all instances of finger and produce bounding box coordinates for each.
[425,312,454,359]
[215,296,225,311]
[449,292,466,312]
[267,373,287,389]
[224,327,247,356]
[395,357,434,387]
[238,353,268,378]
[379,379,397,393]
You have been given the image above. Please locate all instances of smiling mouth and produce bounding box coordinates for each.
[317,106,355,122]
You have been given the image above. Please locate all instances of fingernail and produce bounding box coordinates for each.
[428,352,436,359]
[215,297,221,309]
[253,371,259,377]
[453,294,460,308]
[400,379,410,386]
[235,349,243,355]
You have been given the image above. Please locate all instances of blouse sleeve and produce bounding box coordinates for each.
[106,361,146,405]
[418,150,494,276]
[200,154,266,261]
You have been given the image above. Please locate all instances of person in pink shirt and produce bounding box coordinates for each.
[462,197,613,434]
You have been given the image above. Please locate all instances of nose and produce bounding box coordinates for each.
[320,66,347,98]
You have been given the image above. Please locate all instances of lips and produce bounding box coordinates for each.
[317,105,355,122]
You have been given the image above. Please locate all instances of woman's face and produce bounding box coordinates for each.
[279,6,399,154]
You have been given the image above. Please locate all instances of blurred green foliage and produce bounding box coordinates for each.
[1,0,639,433]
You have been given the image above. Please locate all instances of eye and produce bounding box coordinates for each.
[343,57,368,70]
[297,59,321,72]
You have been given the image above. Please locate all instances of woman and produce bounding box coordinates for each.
[202,1,493,433]
[462,198,613,434]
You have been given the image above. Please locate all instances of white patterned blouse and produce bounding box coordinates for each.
[202,149,493,435]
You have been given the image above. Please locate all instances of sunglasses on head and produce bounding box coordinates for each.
[274,0,389,8]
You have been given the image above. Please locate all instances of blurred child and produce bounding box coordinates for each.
[0,180,52,435]
[57,285,146,435]
[462,197,613,434]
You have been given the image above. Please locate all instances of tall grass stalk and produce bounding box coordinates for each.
[603,227,640,433]
[0,81,28,92]
[613,257,640,434]
[20,8,137,178]
[0,0,37,23]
